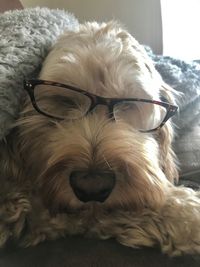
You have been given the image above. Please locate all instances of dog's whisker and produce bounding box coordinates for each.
[102,154,113,171]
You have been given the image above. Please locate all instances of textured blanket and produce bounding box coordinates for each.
[0,7,78,139]
[148,50,200,178]
[0,8,200,179]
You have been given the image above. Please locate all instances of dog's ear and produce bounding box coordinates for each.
[158,82,179,183]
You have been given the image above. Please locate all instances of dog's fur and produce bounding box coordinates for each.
[0,21,200,256]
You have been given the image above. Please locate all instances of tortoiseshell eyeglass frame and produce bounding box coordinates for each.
[24,79,178,133]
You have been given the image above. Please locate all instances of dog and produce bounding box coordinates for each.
[0,21,200,256]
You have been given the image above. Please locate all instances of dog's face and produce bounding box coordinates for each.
[17,22,178,213]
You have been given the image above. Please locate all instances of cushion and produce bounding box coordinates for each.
[0,237,199,267]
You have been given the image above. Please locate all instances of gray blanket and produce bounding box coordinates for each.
[0,7,78,139]
[0,8,200,178]
[148,50,200,177]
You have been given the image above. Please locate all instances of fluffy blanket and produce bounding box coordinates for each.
[148,50,200,179]
[0,7,78,139]
[0,8,199,178]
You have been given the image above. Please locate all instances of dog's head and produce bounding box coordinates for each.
[17,22,178,213]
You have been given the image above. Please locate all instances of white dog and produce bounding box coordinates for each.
[0,21,200,256]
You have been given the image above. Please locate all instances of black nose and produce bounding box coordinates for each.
[69,170,115,203]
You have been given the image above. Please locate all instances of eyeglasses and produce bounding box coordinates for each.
[24,79,178,132]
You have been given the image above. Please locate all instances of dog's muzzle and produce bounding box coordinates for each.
[69,170,116,203]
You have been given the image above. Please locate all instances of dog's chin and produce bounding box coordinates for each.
[49,196,135,216]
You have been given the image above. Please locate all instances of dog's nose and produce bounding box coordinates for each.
[69,170,115,203]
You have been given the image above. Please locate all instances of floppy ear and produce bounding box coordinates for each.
[158,82,179,183]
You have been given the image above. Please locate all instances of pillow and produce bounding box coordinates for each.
[0,7,78,140]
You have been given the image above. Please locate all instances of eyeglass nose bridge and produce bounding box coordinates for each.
[87,95,114,119]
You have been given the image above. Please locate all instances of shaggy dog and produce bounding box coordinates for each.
[0,21,200,256]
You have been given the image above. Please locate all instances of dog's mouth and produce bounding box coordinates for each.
[55,199,131,217]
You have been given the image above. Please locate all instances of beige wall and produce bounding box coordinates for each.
[21,0,163,54]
